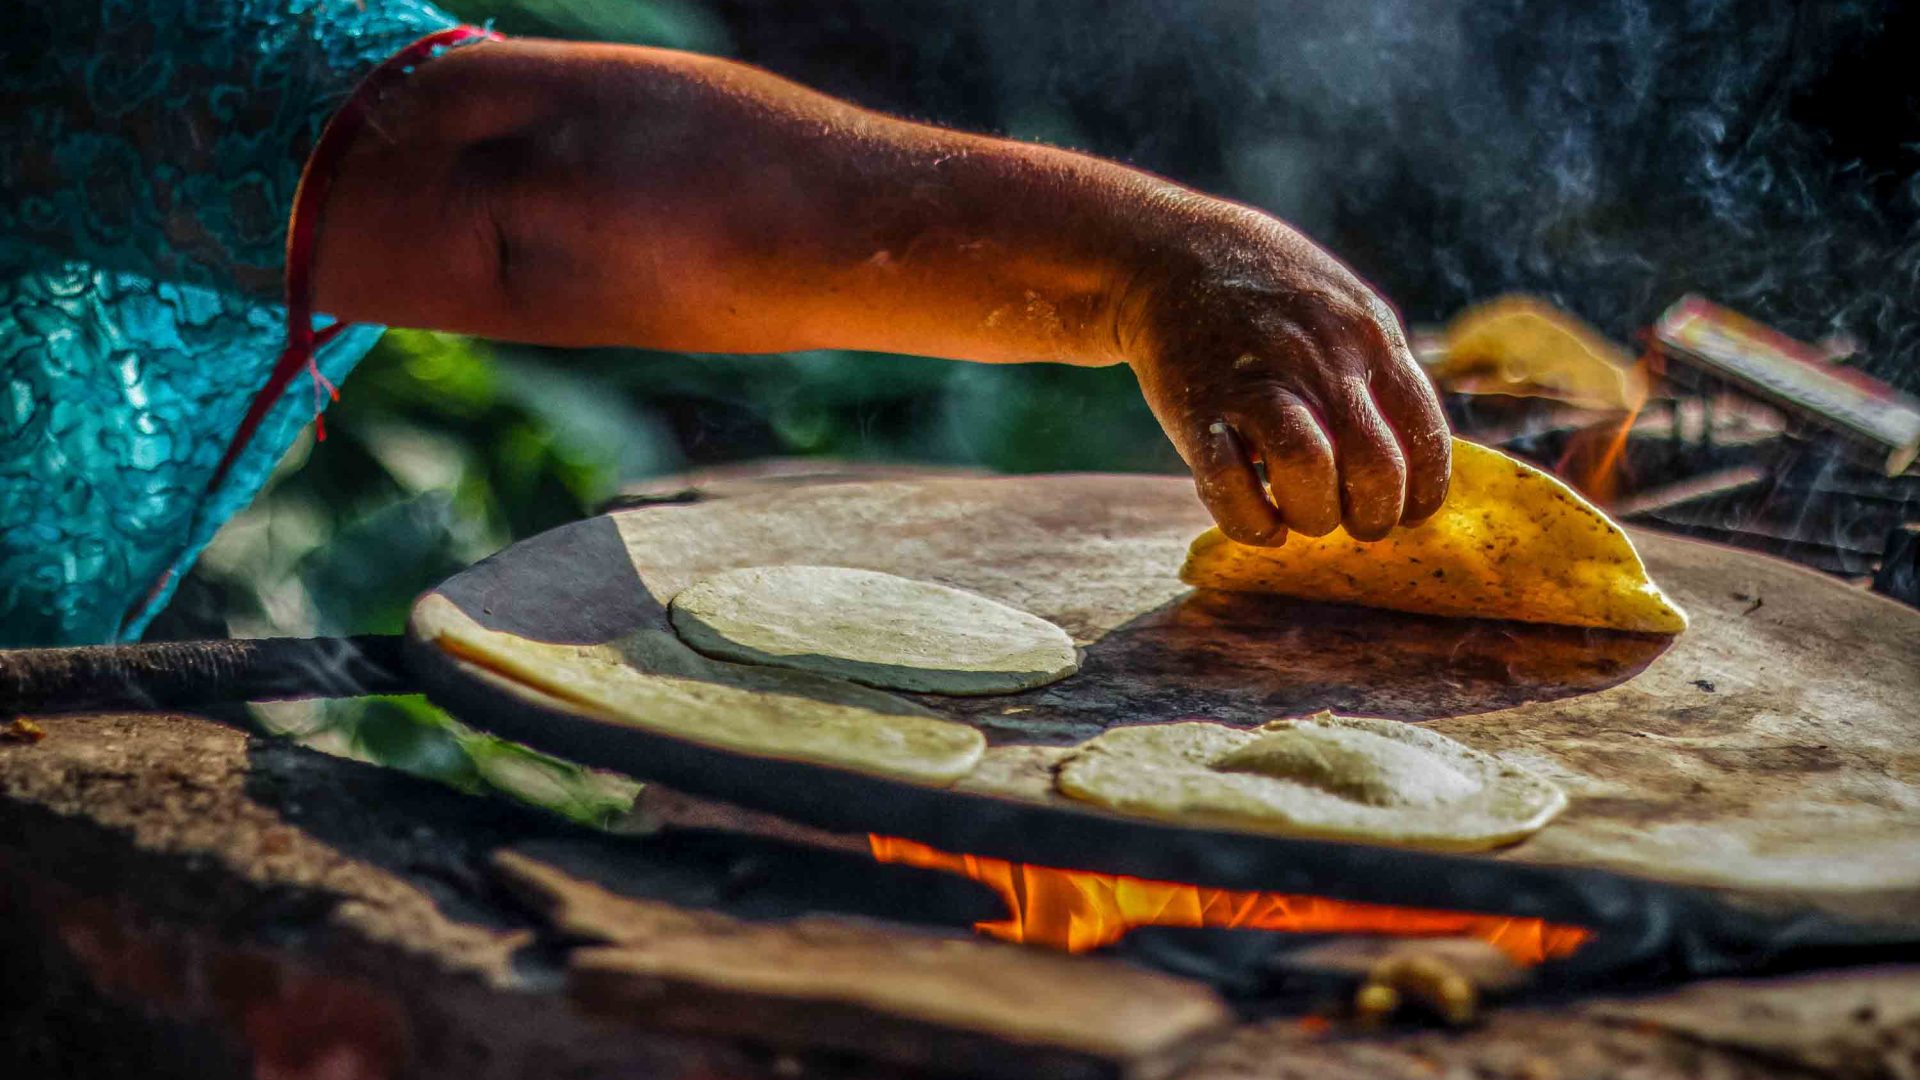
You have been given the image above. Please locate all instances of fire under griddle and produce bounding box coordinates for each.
[7,467,1920,1079]
[407,472,1920,999]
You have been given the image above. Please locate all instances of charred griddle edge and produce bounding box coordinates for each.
[406,617,1916,993]
[411,512,1919,991]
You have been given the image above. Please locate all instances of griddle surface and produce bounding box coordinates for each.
[410,474,1920,935]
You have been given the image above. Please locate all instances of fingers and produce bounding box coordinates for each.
[1321,377,1407,542]
[1159,292,1451,544]
[1195,367,1439,544]
[1372,349,1452,524]
[1238,393,1340,537]
[1190,421,1287,546]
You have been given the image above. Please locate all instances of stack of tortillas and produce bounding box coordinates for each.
[414,595,989,784]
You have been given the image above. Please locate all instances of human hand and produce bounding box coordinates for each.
[1119,203,1450,544]
[312,41,1451,525]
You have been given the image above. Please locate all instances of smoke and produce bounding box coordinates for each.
[740,0,1918,388]
[1236,0,1918,384]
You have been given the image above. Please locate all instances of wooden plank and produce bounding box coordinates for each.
[496,851,1232,1080]
[0,711,750,1080]
[0,708,1227,1079]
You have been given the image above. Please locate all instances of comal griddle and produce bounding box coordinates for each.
[399,474,1920,986]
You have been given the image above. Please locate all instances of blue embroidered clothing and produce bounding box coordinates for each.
[0,0,462,645]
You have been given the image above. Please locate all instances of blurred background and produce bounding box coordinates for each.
[144,0,1919,815]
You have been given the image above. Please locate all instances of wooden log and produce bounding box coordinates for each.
[0,710,1230,1080]
[495,851,1232,1080]
[0,635,408,713]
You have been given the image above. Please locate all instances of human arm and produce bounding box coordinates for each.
[313,38,1451,541]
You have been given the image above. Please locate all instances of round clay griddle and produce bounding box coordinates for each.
[408,474,1920,940]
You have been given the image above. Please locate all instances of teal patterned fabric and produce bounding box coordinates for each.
[0,1,462,645]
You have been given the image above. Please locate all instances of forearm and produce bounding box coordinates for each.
[316,37,1452,544]
[315,38,1205,364]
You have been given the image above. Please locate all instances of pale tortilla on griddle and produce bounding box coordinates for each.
[1181,439,1688,633]
[412,594,986,785]
[668,566,1080,696]
[1054,712,1566,852]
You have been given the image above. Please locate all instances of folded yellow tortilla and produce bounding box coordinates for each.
[1435,295,1645,412]
[1180,440,1688,633]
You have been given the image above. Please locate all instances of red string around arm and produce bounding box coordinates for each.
[208,25,503,492]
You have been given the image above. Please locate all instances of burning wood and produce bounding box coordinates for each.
[868,835,1592,966]
[1418,294,1920,593]
[1652,296,1920,477]
[1551,349,1653,505]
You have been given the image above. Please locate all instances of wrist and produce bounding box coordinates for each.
[1106,193,1298,367]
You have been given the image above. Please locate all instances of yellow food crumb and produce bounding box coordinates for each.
[1357,952,1481,1027]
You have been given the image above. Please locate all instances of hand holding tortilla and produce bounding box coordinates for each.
[415,442,1646,851]
[1054,712,1566,852]
[1182,440,1688,633]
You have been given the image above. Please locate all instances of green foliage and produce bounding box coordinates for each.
[937,363,1181,474]
[434,0,730,51]
[275,695,642,829]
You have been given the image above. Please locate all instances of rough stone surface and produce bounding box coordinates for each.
[7,708,1916,1080]
[0,712,789,1080]
[1183,982,1920,1080]
[6,466,1919,1080]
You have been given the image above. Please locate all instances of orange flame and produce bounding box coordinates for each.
[869,835,1591,966]
[1555,347,1659,505]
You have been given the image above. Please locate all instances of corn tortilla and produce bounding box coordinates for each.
[412,594,986,785]
[1054,713,1566,851]
[1438,295,1645,412]
[1181,439,1688,633]
[668,566,1080,696]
